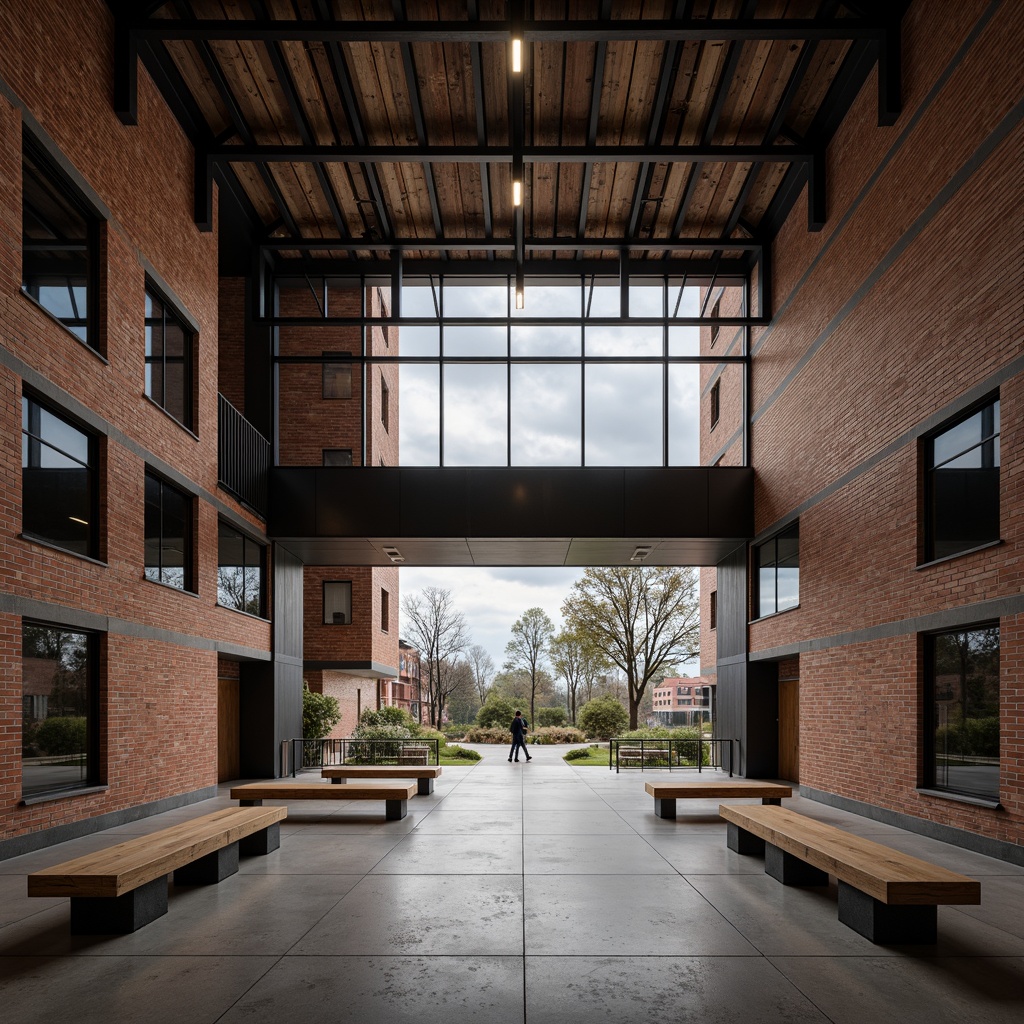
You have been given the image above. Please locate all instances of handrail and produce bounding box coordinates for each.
[607,736,735,775]
[281,737,441,776]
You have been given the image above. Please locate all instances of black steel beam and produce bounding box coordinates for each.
[576,3,610,256]
[877,14,902,126]
[469,0,494,245]
[260,236,762,252]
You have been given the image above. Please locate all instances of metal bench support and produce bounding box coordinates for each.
[174,843,240,886]
[70,875,168,935]
[240,822,280,856]
[727,822,766,856]
[766,843,829,887]
[385,798,408,820]
[838,882,938,944]
[653,797,677,819]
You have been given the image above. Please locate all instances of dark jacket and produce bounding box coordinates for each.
[511,716,528,739]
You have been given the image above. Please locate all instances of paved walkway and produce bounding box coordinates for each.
[2,746,1024,1023]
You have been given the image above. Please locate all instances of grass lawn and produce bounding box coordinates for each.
[563,745,610,766]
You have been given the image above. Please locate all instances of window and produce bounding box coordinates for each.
[324,581,352,624]
[323,352,353,400]
[21,136,98,348]
[754,522,799,618]
[925,624,999,802]
[710,380,720,429]
[145,283,195,429]
[144,471,194,591]
[925,398,1000,561]
[710,297,720,347]
[381,588,390,632]
[22,622,97,798]
[217,522,265,616]
[380,374,390,432]
[710,589,717,630]
[323,449,353,467]
[22,394,98,558]
[677,686,690,696]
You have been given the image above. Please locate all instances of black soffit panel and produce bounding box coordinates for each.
[267,466,753,567]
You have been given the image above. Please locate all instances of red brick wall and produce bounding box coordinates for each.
[702,1,1024,846]
[0,0,271,845]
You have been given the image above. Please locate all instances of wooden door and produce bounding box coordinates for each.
[778,679,800,782]
[217,677,240,782]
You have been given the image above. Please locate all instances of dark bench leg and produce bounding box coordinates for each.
[417,778,434,795]
[838,882,938,944]
[385,798,408,820]
[762,797,782,805]
[239,798,263,806]
[330,777,345,784]
[765,843,829,886]
[174,842,240,885]
[240,823,280,856]
[727,822,766,855]
[70,875,168,934]
[653,797,677,819]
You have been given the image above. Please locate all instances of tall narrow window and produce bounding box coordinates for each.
[322,352,352,399]
[754,523,799,618]
[709,590,717,630]
[926,624,999,802]
[710,380,720,430]
[22,394,98,558]
[144,470,194,591]
[324,581,352,624]
[145,283,195,430]
[925,397,1000,561]
[22,622,96,798]
[380,374,390,432]
[21,136,98,348]
[381,588,390,632]
[709,297,721,347]
[217,521,265,616]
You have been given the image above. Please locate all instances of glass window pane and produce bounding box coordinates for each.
[443,364,508,466]
[585,324,662,357]
[932,411,982,467]
[160,484,189,589]
[443,284,507,318]
[758,568,776,618]
[400,325,440,357]
[400,283,441,318]
[511,283,579,319]
[629,284,664,317]
[399,364,440,466]
[444,324,506,357]
[324,581,352,624]
[511,323,580,357]
[511,364,581,466]
[668,284,701,319]
[323,449,353,466]
[37,407,89,464]
[668,325,700,357]
[584,283,620,318]
[668,363,699,466]
[584,364,662,466]
[777,568,799,611]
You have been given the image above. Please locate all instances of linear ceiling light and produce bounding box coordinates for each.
[382,545,405,563]
[630,545,652,563]
[515,266,525,309]
[512,179,522,207]
[511,38,523,73]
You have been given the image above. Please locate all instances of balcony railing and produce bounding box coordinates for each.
[218,393,269,516]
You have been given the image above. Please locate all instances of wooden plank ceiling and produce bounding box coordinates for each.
[126,0,898,281]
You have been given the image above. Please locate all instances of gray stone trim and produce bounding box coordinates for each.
[305,660,398,678]
[801,784,1024,867]
[0,785,218,862]
[0,593,271,661]
[749,593,1023,662]
[139,255,202,334]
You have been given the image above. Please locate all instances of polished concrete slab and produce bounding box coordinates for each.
[2,743,1023,1022]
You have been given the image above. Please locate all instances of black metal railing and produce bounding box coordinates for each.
[218,393,270,516]
[608,736,735,774]
[281,737,441,776]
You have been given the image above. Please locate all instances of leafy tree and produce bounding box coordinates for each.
[578,695,629,739]
[303,682,342,738]
[562,567,700,729]
[504,606,555,725]
[402,587,470,728]
[467,643,495,705]
[549,627,610,724]
[441,658,479,723]
[361,705,417,730]
[476,692,518,729]
[536,706,568,727]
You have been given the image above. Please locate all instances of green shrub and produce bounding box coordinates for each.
[935,717,999,758]
[564,747,591,761]
[463,725,512,743]
[303,682,342,739]
[577,696,629,739]
[442,723,469,739]
[417,726,446,744]
[476,694,518,729]
[349,722,412,763]
[34,716,86,756]
[443,744,482,761]
[531,726,587,745]
[536,706,568,727]
[360,706,419,732]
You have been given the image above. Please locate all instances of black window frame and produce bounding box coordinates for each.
[710,380,720,430]
[381,587,390,633]
[216,520,266,618]
[923,396,1000,563]
[144,469,195,593]
[324,580,353,625]
[380,373,390,432]
[21,620,100,799]
[145,280,196,431]
[21,132,101,352]
[21,392,99,559]
[709,589,717,630]
[753,522,799,620]
[923,622,1000,804]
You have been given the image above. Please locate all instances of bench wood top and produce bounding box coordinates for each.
[322,766,441,780]
[646,781,792,799]
[719,804,981,906]
[231,782,417,801]
[27,806,287,900]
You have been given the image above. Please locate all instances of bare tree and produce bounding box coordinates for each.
[549,627,609,725]
[504,607,555,725]
[562,567,700,729]
[467,643,495,706]
[401,587,469,728]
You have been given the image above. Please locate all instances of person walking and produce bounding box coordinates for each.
[508,709,532,762]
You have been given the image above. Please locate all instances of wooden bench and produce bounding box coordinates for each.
[27,805,286,935]
[322,765,442,794]
[618,747,671,767]
[645,780,792,819]
[231,781,418,820]
[719,804,981,944]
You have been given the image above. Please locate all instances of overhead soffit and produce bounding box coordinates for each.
[124,1,903,280]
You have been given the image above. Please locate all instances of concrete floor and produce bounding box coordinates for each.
[3,744,1024,1023]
